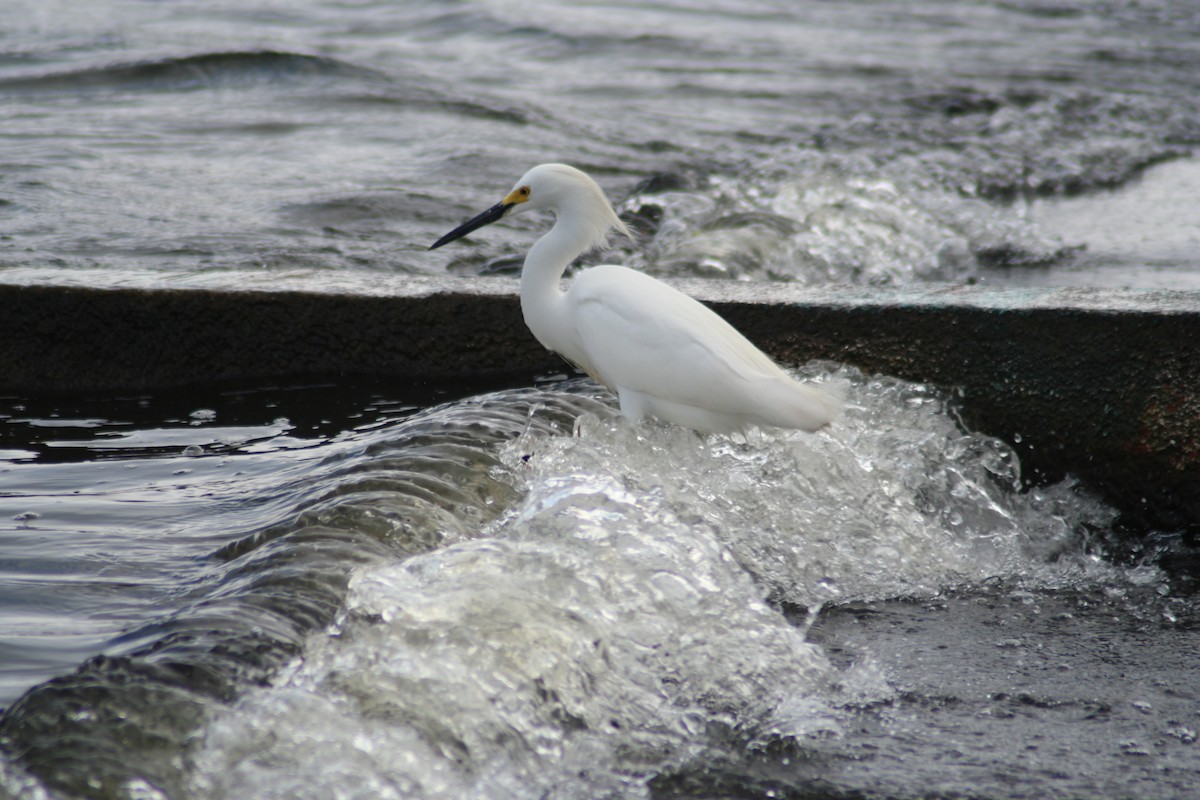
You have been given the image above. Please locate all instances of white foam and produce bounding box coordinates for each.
[187,368,1130,798]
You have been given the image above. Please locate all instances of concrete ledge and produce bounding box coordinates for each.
[1,268,1197,530]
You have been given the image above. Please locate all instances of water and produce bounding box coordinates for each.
[2,0,1199,285]
[3,370,1197,799]
[3,1,1200,798]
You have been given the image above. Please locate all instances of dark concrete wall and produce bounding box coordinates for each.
[713,292,1200,532]
[0,281,545,391]
[1,271,1197,530]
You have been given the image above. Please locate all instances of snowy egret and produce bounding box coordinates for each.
[430,163,839,434]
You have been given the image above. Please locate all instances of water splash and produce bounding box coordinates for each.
[624,160,1073,285]
[190,477,833,799]
[182,367,1128,800]
[509,367,1120,608]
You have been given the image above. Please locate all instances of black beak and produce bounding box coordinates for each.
[429,201,512,250]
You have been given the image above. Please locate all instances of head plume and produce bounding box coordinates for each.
[512,163,633,252]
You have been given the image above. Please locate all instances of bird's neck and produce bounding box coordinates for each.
[520,216,586,356]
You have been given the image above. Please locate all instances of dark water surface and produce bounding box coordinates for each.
[2,2,1200,798]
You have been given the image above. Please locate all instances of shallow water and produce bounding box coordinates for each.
[2,370,1196,799]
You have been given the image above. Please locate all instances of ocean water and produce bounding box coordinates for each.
[2,2,1200,799]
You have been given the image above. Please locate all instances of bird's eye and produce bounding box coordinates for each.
[518,186,530,198]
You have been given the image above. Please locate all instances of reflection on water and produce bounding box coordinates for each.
[0,377,501,707]
[1011,157,1200,290]
[1,369,1195,799]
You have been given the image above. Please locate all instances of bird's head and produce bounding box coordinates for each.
[429,163,631,251]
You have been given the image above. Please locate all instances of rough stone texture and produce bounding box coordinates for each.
[1,269,1197,529]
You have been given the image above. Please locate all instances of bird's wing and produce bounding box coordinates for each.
[569,266,787,413]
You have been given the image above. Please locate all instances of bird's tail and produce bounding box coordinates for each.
[759,378,843,432]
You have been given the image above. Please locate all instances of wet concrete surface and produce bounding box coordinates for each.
[1,269,1197,530]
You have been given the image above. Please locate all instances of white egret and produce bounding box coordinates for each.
[430,163,839,434]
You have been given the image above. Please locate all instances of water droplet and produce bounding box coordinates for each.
[182,444,204,457]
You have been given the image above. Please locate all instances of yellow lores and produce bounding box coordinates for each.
[503,185,532,206]
[431,163,839,435]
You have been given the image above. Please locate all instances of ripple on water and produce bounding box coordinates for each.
[181,367,1133,800]
[188,459,833,800]
[0,386,608,798]
[0,369,1180,800]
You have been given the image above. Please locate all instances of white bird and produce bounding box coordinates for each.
[430,163,839,434]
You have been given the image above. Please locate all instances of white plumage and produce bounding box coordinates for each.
[431,163,839,434]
